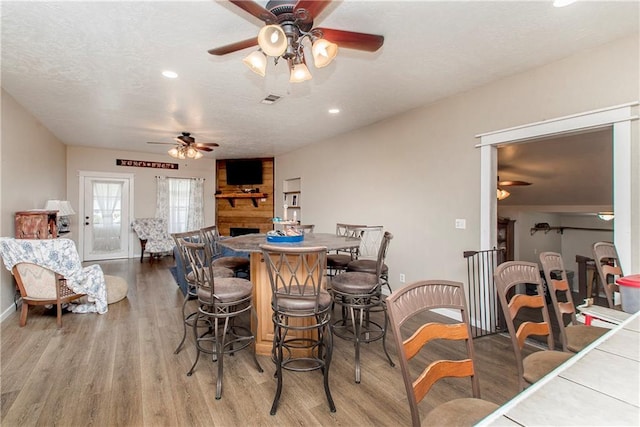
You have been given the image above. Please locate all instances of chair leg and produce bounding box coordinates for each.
[56,302,63,328]
[380,305,395,368]
[270,322,284,415]
[322,323,337,412]
[215,317,225,400]
[187,312,203,376]
[174,292,191,354]
[250,306,264,373]
[353,305,363,384]
[19,301,28,327]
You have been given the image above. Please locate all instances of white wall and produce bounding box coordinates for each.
[66,146,217,258]
[0,89,67,319]
[275,35,639,290]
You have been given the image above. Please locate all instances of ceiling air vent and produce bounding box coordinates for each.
[261,94,282,105]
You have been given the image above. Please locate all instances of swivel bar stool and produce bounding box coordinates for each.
[171,230,234,354]
[344,226,392,294]
[260,244,335,415]
[201,225,250,278]
[326,223,365,278]
[182,240,263,399]
[330,231,395,384]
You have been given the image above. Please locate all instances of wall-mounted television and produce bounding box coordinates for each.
[226,159,263,185]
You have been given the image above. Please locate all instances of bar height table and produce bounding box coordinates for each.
[219,233,360,356]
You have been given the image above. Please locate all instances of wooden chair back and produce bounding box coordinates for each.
[494,261,555,389]
[539,252,577,352]
[592,241,623,309]
[386,280,481,427]
[12,262,84,327]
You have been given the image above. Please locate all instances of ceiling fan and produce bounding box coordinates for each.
[147,132,219,160]
[497,177,531,200]
[208,0,384,82]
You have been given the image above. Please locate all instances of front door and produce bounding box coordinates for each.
[80,173,133,261]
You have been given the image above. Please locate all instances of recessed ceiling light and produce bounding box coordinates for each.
[162,70,178,79]
[553,0,577,7]
[328,108,340,114]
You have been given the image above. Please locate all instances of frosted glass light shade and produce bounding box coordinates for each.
[497,188,510,200]
[258,25,287,57]
[243,51,267,76]
[290,62,312,83]
[597,212,615,221]
[168,147,180,158]
[312,38,338,68]
[186,146,198,158]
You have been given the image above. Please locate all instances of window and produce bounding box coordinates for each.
[156,177,204,233]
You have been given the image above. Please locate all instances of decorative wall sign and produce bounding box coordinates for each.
[116,159,178,169]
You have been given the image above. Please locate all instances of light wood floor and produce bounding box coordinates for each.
[2,257,529,426]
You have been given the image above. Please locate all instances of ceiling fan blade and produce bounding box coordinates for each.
[208,37,259,55]
[294,0,332,22]
[176,134,195,144]
[197,147,214,152]
[196,142,220,147]
[147,141,175,145]
[499,180,532,186]
[229,0,277,23]
[313,28,384,52]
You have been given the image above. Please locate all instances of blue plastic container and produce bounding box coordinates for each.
[266,234,304,243]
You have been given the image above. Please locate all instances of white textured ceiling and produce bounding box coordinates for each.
[2,1,638,162]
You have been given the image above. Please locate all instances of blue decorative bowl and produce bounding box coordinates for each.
[266,234,304,243]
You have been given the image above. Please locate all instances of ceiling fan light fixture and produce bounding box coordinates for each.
[194,150,204,160]
[186,146,199,158]
[497,188,510,200]
[290,61,312,83]
[242,50,267,76]
[597,212,615,221]
[311,38,338,68]
[258,24,287,57]
[168,146,180,158]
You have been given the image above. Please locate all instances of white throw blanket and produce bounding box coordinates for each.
[0,237,108,314]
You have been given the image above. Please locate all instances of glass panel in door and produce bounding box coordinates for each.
[83,178,130,260]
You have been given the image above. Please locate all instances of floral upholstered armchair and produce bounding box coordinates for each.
[131,218,175,263]
[0,238,109,327]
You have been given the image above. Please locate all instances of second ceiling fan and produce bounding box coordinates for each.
[147,132,219,160]
[209,0,384,82]
[497,177,531,200]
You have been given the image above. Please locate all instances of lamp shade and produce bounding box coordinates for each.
[312,38,338,68]
[258,24,287,57]
[44,200,75,216]
[242,50,267,76]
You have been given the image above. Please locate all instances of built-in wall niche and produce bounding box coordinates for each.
[283,178,301,222]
